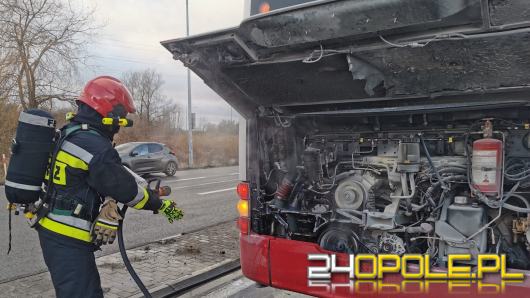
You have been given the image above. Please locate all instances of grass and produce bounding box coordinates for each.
[164,132,238,169]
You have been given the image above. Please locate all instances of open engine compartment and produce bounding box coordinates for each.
[251,106,530,269]
[160,0,530,273]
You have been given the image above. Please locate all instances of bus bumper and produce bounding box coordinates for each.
[240,233,530,297]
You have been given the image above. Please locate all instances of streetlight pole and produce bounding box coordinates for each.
[186,0,194,168]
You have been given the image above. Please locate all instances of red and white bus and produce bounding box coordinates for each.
[164,0,530,296]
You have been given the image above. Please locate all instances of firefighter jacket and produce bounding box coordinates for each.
[38,121,162,243]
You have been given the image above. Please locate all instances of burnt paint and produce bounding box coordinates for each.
[489,0,530,26]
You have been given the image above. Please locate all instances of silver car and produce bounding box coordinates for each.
[117,142,178,176]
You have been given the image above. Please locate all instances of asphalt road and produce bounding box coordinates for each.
[0,166,240,283]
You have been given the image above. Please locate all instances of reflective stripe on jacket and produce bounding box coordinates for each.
[38,123,154,242]
[39,215,92,242]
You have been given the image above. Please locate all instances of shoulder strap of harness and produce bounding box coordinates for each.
[64,124,102,138]
[43,124,104,201]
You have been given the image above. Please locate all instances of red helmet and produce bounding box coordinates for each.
[77,76,136,117]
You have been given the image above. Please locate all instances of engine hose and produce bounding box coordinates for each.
[419,134,447,190]
[118,205,153,298]
[501,194,530,213]
[436,167,467,176]
[424,175,467,203]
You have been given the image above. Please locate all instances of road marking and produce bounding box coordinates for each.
[173,176,206,182]
[165,173,239,183]
[172,179,239,190]
[197,187,236,195]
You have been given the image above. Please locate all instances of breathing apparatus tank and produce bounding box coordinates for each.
[5,109,56,204]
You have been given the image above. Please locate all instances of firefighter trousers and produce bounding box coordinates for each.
[37,227,104,298]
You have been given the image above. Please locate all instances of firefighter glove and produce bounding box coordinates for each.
[91,198,122,245]
[159,199,183,223]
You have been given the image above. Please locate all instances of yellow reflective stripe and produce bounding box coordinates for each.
[95,222,118,230]
[133,188,150,210]
[39,217,92,242]
[56,150,88,170]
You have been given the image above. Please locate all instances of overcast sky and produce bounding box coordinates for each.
[86,0,246,126]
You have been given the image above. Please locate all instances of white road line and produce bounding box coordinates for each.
[170,176,206,182]
[165,173,239,183]
[172,179,239,190]
[197,187,236,196]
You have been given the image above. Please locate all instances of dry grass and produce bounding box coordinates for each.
[0,102,20,184]
[169,132,238,168]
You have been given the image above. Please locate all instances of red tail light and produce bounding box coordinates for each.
[237,182,249,200]
[236,182,250,234]
[238,217,249,235]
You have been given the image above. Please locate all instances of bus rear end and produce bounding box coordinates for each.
[163,1,530,296]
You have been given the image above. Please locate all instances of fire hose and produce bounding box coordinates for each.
[118,178,171,298]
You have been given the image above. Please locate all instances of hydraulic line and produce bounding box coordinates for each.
[118,205,153,298]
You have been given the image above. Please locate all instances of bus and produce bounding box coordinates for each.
[163,0,530,296]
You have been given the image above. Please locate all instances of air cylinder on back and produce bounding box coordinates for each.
[5,109,56,204]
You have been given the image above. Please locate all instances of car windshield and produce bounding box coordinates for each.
[115,143,137,154]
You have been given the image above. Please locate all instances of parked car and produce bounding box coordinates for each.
[116,142,178,176]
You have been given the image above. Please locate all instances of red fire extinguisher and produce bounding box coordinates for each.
[472,137,503,198]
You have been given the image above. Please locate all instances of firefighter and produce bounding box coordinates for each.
[36,76,183,298]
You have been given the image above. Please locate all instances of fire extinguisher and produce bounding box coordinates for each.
[471,122,503,198]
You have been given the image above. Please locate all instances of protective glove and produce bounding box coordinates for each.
[91,198,122,245]
[159,199,184,223]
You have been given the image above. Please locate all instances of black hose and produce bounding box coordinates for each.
[7,204,12,254]
[464,133,479,194]
[436,167,467,175]
[118,205,153,298]
[502,194,530,213]
[424,175,467,207]
[418,134,447,190]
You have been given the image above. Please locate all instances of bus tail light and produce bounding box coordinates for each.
[238,217,249,235]
[236,182,250,234]
[237,182,250,200]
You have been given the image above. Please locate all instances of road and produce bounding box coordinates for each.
[0,166,240,283]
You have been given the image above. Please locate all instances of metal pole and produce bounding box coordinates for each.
[186,0,194,168]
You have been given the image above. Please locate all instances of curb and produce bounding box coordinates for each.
[134,259,241,298]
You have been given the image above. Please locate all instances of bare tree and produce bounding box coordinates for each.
[0,0,96,109]
[0,5,15,102]
[0,51,15,102]
[122,69,165,126]
[158,98,182,130]
[121,71,142,114]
